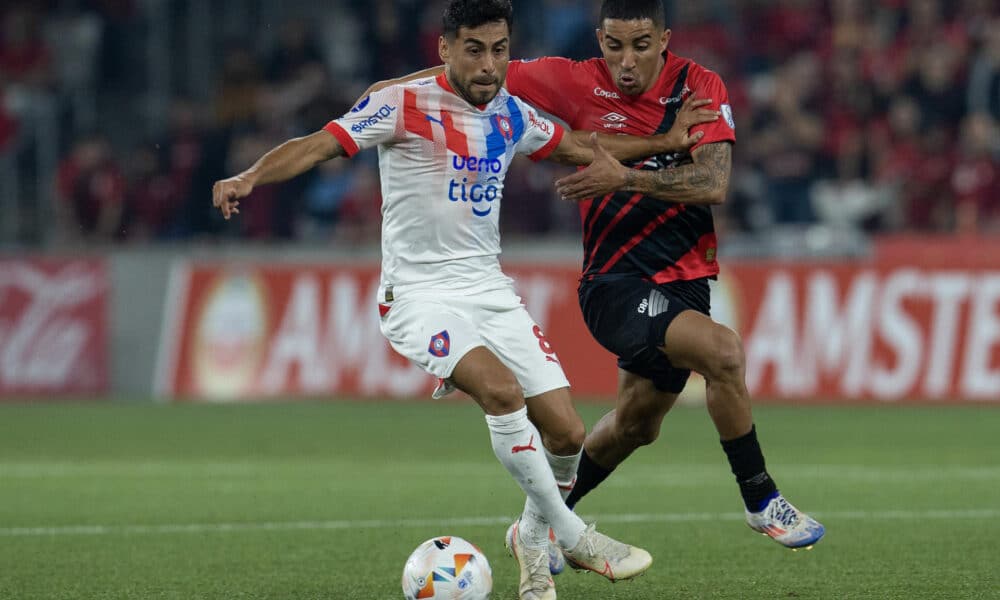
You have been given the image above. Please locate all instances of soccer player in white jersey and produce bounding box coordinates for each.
[211,2,715,598]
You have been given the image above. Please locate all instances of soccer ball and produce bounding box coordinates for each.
[401,536,492,600]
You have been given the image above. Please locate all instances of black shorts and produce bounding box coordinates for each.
[578,276,711,393]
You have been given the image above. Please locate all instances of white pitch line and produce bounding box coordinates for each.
[2,509,998,538]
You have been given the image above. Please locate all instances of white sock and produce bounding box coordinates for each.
[520,446,583,548]
[485,407,586,549]
[546,446,582,501]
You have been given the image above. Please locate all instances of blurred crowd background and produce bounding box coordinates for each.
[0,0,997,248]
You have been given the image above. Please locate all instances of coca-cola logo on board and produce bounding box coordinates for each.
[0,260,108,393]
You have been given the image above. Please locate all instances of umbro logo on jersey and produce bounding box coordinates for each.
[601,112,628,129]
[637,290,669,317]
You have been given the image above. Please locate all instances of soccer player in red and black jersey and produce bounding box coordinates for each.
[366,0,824,552]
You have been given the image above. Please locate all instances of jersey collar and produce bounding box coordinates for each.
[645,50,684,98]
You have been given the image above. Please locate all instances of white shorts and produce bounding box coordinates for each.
[378,282,570,398]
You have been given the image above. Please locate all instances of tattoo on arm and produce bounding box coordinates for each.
[628,142,732,205]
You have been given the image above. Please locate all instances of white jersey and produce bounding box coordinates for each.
[324,74,564,296]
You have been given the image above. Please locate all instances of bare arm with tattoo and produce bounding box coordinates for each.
[623,142,732,204]
[555,140,732,205]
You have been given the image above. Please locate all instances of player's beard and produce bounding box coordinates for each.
[455,76,501,106]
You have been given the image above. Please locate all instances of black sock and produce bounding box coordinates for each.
[720,424,779,512]
[565,449,613,510]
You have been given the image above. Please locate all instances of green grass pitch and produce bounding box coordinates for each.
[0,401,997,599]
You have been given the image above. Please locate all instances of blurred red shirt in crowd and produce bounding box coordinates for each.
[953,113,1000,232]
[56,136,125,239]
[0,96,15,150]
[0,7,52,88]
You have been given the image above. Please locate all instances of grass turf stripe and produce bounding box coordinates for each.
[3,508,998,537]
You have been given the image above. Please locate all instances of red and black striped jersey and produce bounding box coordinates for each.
[506,52,735,283]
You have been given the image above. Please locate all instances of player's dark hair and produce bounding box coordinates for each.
[442,0,513,39]
[599,0,666,30]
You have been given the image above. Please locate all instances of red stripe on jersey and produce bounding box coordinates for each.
[528,123,564,162]
[649,233,720,283]
[440,111,470,157]
[597,205,685,275]
[322,122,360,157]
[404,89,470,156]
[404,89,434,142]
[581,193,614,249]
[582,161,645,248]
[582,193,643,275]
[435,73,454,94]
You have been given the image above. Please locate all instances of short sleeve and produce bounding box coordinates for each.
[323,86,403,158]
[511,99,565,162]
[687,68,736,154]
[506,57,586,124]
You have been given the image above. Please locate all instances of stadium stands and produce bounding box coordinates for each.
[0,0,997,245]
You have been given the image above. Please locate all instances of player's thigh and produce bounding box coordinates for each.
[661,310,743,376]
[477,298,570,400]
[380,298,524,414]
[579,277,695,393]
[449,346,525,415]
[481,302,581,451]
[379,297,487,381]
[578,278,662,360]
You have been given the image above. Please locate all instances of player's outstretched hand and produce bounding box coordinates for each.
[212,176,252,220]
[662,93,719,152]
[555,133,628,202]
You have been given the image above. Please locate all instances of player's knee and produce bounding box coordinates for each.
[478,377,525,414]
[706,326,745,382]
[615,418,660,448]
[546,416,585,455]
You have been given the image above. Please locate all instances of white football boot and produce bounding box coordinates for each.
[508,523,566,576]
[561,523,653,582]
[505,520,556,600]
